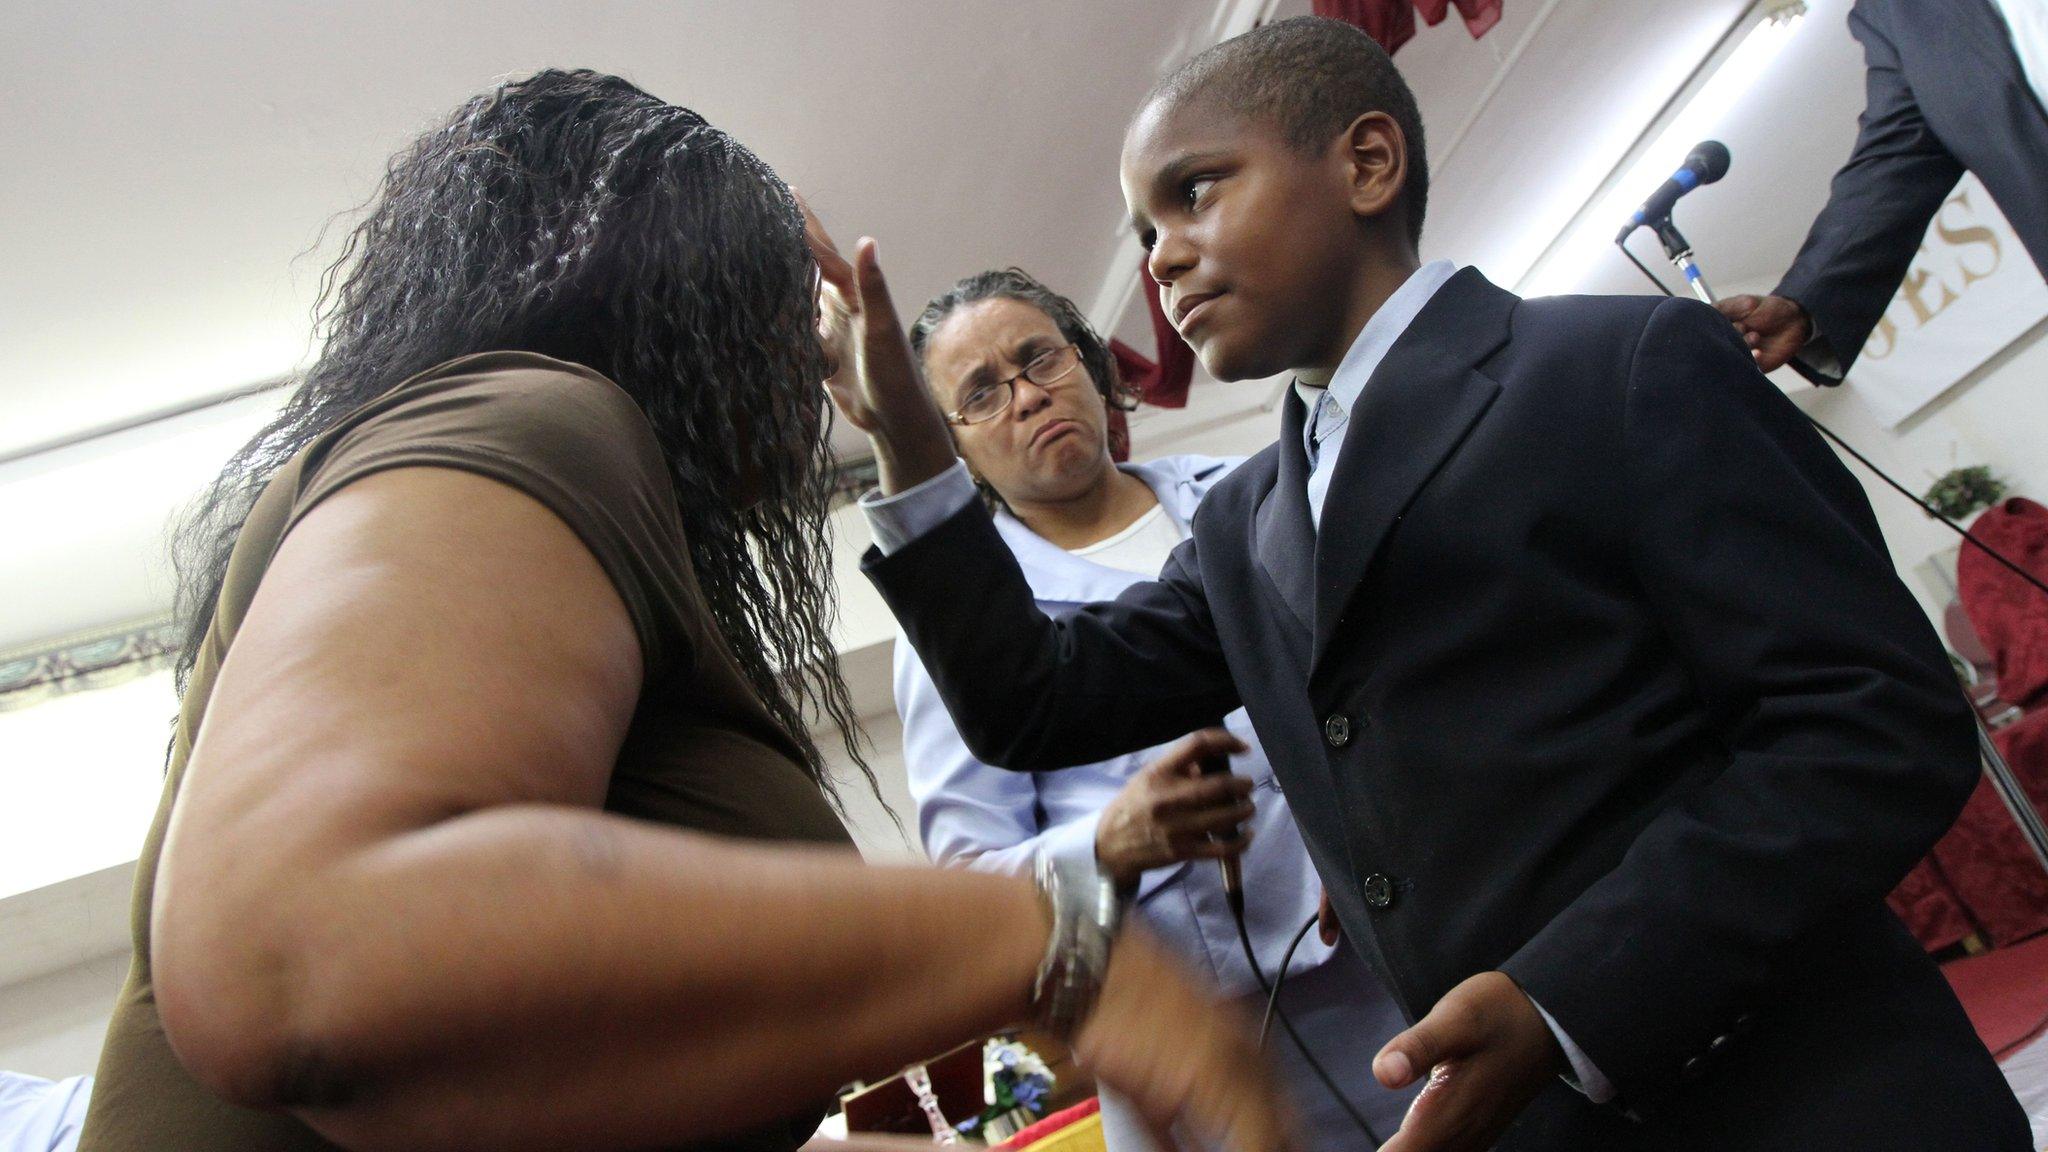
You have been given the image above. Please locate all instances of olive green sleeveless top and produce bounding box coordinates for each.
[79,352,853,1152]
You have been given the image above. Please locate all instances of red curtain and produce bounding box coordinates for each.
[1952,498,2048,946]
[1106,263,1195,461]
[1962,498,2048,715]
[1313,0,1504,55]
[1888,497,2048,952]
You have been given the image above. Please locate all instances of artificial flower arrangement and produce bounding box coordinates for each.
[951,1035,1057,1143]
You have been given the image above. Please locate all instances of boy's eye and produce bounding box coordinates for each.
[1138,228,1157,252]
[1184,177,1218,209]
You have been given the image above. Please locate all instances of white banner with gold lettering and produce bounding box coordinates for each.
[1845,173,2048,428]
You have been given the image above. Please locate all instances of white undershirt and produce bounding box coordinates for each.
[1066,502,1182,574]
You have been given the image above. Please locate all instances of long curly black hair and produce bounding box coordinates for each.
[170,69,876,807]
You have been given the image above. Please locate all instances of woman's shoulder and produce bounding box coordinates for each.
[1131,452,1247,482]
[296,351,676,535]
[1124,452,1252,514]
[342,351,660,468]
[287,351,695,676]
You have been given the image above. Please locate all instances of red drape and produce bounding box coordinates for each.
[1888,497,2048,951]
[1106,264,1195,461]
[1952,498,2048,946]
[1963,499,2048,713]
[1313,0,1504,55]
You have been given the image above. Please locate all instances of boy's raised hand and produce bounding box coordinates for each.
[799,200,957,493]
[1372,971,1567,1152]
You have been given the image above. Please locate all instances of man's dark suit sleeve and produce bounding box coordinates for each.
[863,501,1241,771]
[1772,3,1965,377]
[1499,298,1979,1100]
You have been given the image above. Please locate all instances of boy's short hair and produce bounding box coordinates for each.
[1148,15,1429,247]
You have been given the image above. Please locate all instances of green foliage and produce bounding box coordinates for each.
[1924,465,2007,521]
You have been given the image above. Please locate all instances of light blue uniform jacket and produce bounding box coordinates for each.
[894,454,1334,994]
[895,455,1419,1148]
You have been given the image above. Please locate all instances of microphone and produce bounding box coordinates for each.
[1198,751,1245,915]
[1615,140,1730,242]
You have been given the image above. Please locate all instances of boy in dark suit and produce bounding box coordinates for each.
[820,16,2031,1150]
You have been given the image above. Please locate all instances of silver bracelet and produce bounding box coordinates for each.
[1030,853,1122,1040]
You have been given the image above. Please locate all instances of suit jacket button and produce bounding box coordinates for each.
[1709,1033,1732,1055]
[1323,713,1353,747]
[1363,873,1394,908]
[1681,1055,1706,1082]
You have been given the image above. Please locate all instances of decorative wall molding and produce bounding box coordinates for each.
[0,616,178,713]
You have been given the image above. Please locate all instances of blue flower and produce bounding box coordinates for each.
[1013,1077,1049,1112]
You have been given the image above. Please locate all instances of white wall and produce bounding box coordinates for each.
[0,863,133,1078]
[1789,319,2048,625]
[0,955,127,1080]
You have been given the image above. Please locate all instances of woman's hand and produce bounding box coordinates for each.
[799,200,957,493]
[1080,925,1300,1152]
[1094,728,1254,891]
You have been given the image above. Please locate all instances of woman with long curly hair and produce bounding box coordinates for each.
[75,70,1288,1152]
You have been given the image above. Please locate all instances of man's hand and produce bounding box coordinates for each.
[798,200,955,493]
[1094,728,1253,891]
[1372,971,1567,1152]
[1715,294,1813,373]
[1316,888,1341,946]
[1080,925,1300,1152]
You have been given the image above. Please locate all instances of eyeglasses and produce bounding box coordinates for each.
[946,344,1083,426]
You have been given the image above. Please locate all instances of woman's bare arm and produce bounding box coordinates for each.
[152,466,1285,1151]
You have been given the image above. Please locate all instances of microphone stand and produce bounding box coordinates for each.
[1644,221,2048,881]
[1654,219,1716,306]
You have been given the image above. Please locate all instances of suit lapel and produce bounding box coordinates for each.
[1310,268,1514,678]
[1255,386,1318,635]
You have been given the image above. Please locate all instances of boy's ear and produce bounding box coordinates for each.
[1340,111,1408,224]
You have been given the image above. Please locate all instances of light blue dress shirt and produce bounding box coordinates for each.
[1296,259,1456,527]
[864,262,1616,1105]
[0,1072,88,1152]
[896,456,1338,990]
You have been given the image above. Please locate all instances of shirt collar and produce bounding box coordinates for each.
[1291,259,1460,415]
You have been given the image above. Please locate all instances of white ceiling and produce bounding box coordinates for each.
[0,0,1881,655]
[0,0,1245,463]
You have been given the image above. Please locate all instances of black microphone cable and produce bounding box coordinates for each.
[1224,885,1384,1146]
[1260,914,1321,1050]
[1617,234,2048,604]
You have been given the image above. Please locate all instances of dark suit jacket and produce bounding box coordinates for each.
[1776,0,2048,377]
[866,269,2029,1148]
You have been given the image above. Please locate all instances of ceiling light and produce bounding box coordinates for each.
[1516,1,1808,298]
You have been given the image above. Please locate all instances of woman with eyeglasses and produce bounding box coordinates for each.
[824,254,1421,1151]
